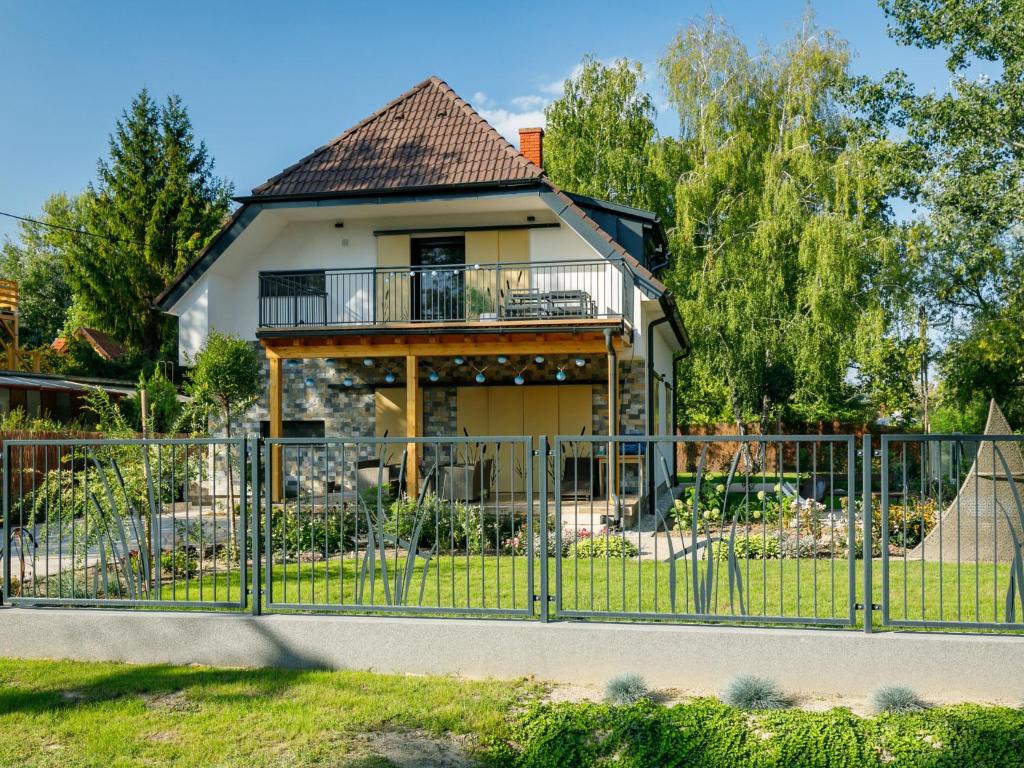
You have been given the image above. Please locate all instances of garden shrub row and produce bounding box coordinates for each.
[484,699,1024,767]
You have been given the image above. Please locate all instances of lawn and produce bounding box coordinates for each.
[0,658,540,767]
[149,554,1018,629]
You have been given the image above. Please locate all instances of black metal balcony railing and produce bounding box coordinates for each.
[258,259,630,329]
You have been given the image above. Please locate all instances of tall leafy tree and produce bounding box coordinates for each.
[877,0,1024,422]
[0,194,78,348]
[662,15,905,432]
[544,57,669,221]
[67,90,233,359]
[186,331,261,550]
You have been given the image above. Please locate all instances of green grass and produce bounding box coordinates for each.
[0,658,540,767]
[150,554,1018,629]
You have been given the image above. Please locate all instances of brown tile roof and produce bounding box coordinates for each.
[250,76,543,198]
[51,328,126,361]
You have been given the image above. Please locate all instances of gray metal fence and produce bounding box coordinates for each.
[1,437,251,609]
[878,434,1024,631]
[552,434,858,626]
[3,431,1024,636]
[259,435,538,617]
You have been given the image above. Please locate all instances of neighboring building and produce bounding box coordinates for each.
[51,328,127,361]
[155,76,688,502]
[0,370,133,424]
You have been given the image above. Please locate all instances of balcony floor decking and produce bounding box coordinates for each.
[256,316,628,338]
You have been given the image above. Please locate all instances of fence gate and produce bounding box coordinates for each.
[257,435,538,617]
[551,434,859,626]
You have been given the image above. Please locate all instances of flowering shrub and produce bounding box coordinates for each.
[672,482,795,532]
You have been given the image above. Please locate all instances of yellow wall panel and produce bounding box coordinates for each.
[376,235,411,322]
[375,387,424,438]
[523,387,558,441]
[498,230,529,263]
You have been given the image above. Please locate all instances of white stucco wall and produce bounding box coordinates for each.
[168,193,679,366]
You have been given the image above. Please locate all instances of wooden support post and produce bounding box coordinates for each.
[406,354,419,497]
[268,354,283,502]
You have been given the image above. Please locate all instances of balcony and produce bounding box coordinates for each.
[258,259,630,331]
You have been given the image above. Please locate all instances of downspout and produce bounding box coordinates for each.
[671,349,687,482]
[646,316,671,511]
[604,327,617,517]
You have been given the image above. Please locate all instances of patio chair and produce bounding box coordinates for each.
[437,458,493,502]
[355,459,402,500]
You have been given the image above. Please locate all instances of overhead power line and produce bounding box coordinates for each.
[0,210,141,246]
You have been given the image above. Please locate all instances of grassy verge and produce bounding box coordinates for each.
[2,659,1024,767]
[0,658,540,767]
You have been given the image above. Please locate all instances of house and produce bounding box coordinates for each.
[155,76,688,507]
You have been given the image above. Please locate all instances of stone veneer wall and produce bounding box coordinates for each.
[235,344,650,488]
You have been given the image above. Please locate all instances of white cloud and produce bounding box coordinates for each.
[509,94,547,111]
[476,107,547,145]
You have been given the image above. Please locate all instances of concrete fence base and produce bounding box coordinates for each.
[1,607,1022,701]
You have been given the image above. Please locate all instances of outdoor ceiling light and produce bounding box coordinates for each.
[342,377,354,387]
[384,372,396,384]
[575,357,586,367]
[454,356,465,365]
[428,371,440,382]
[304,377,315,388]
[556,370,567,382]
[534,355,545,364]
[363,357,374,367]
[497,355,508,364]
[475,372,486,384]
[514,374,525,386]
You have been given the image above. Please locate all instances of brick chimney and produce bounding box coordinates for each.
[519,127,544,169]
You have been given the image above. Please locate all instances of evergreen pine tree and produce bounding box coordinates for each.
[67,89,232,358]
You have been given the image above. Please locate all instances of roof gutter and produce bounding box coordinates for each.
[233,178,544,206]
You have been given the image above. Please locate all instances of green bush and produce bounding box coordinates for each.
[712,535,781,561]
[567,536,639,559]
[160,548,198,578]
[490,699,1024,767]
[270,503,358,556]
[384,493,521,555]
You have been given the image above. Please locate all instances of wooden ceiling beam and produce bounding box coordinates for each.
[261,333,625,360]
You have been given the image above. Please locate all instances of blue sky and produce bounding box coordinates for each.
[0,1,952,243]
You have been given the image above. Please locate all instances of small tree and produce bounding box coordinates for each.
[186,332,261,549]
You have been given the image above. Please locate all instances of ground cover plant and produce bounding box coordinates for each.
[4,659,1024,767]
